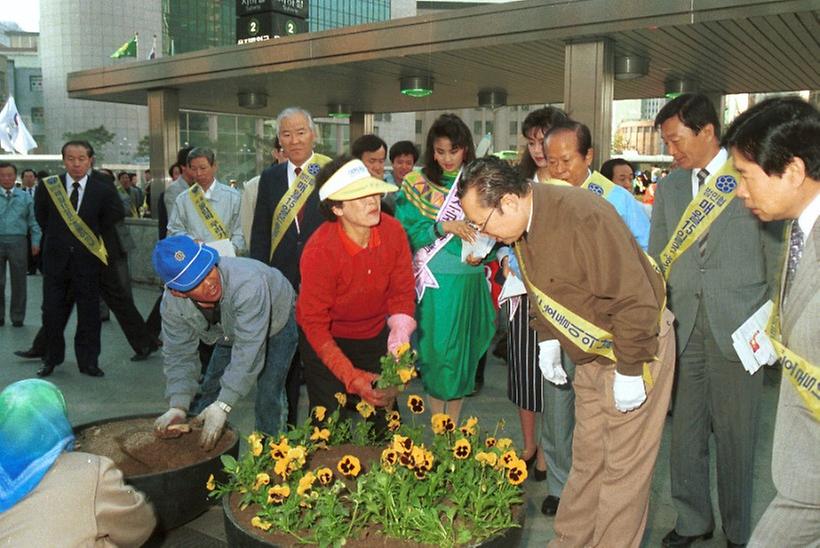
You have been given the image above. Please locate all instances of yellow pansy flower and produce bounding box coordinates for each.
[453,438,472,460]
[337,455,362,477]
[251,516,272,531]
[312,406,327,421]
[297,471,316,496]
[407,395,425,414]
[310,427,330,442]
[316,467,334,485]
[356,400,375,419]
[253,472,270,491]
[267,484,290,504]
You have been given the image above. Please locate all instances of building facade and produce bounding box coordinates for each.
[39,0,163,160]
[0,24,44,151]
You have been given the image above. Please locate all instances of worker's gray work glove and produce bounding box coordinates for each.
[613,372,646,412]
[154,408,187,438]
[193,402,228,451]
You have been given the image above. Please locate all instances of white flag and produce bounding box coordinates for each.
[0,97,38,154]
[475,132,493,157]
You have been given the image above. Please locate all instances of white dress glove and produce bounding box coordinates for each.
[613,372,646,412]
[193,402,228,451]
[154,408,187,434]
[538,340,567,385]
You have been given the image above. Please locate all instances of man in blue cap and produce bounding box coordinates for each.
[152,235,296,450]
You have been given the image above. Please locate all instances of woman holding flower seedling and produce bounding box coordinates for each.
[297,156,416,429]
[395,113,496,422]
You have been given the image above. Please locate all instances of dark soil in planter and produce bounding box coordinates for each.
[75,417,237,477]
[225,444,524,547]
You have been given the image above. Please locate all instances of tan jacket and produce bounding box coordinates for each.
[519,184,666,376]
[0,452,156,547]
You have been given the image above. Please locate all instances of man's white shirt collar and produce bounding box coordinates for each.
[798,192,820,235]
[66,172,88,191]
[691,148,728,198]
[287,153,315,187]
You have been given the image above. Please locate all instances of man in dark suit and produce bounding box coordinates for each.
[649,95,782,548]
[15,171,159,363]
[250,107,330,426]
[20,168,40,275]
[34,140,124,377]
[723,97,819,548]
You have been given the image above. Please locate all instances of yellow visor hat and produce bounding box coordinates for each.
[318,159,398,201]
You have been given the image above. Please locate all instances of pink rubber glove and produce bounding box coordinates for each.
[317,341,395,407]
[387,314,417,356]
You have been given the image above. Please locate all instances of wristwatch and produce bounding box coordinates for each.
[215,400,232,414]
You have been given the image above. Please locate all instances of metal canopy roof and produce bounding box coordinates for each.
[66,0,820,117]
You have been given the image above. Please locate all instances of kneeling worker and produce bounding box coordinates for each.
[152,235,297,450]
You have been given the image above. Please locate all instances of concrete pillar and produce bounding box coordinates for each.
[255,118,266,174]
[350,112,375,144]
[702,91,726,132]
[147,88,179,214]
[563,39,614,169]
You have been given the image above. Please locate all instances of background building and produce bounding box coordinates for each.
[0,22,44,151]
[39,0,162,162]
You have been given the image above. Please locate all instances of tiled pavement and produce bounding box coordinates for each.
[1,276,779,547]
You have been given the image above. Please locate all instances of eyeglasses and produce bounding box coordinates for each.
[466,208,495,233]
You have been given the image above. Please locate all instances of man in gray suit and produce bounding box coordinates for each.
[724,96,819,547]
[650,94,782,548]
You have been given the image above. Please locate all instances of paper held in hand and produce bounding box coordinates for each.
[497,274,527,319]
[207,238,236,257]
[732,300,778,375]
[461,232,496,263]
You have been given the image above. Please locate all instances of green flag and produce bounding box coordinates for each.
[111,34,137,59]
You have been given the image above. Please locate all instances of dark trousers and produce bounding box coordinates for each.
[33,257,154,356]
[299,327,391,434]
[43,256,101,368]
[26,233,39,274]
[0,235,28,323]
[286,350,302,427]
[146,293,162,338]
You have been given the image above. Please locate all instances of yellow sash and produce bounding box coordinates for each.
[268,153,331,260]
[514,244,655,387]
[657,160,739,279]
[117,186,139,217]
[581,170,617,199]
[188,184,229,241]
[766,225,820,421]
[42,176,108,265]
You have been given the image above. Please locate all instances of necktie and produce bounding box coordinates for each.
[70,182,80,211]
[697,169,709,257]
[294,167,305,229]
[783,220,804,303]
[5,190,11,199]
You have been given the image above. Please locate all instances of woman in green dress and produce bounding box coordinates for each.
[394,113,496,422]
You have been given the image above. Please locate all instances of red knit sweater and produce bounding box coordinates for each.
[296,213,416,353]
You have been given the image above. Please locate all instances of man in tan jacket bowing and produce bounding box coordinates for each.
[458,156,675,548]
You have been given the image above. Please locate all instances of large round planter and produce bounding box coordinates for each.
[222,492,526,547]
[74,413,239,531]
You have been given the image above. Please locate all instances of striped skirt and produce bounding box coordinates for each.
[507,297,545,412]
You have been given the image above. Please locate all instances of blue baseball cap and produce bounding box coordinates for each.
[152,235,219,292]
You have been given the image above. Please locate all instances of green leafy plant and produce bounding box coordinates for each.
[208,395,525,547]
